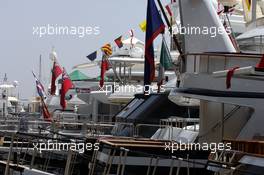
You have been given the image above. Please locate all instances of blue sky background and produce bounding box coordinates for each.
[0,0,169,98]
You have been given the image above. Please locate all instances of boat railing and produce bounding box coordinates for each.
[207,139,264,171]
[160,117,199,131]
[223,139,264,156]
[53,112,114,124]
[184,52,262,74]
[0,115,201,140]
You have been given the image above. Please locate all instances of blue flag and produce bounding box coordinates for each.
[86,51,97,61]
[144,0,165,86]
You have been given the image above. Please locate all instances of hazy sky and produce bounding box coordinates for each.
[0,0,170,98]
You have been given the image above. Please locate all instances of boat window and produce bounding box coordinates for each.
[116,98,144,118]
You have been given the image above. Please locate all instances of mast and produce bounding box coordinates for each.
[156,0,185,71]
[3,73,7,83]
[39,54,42,83]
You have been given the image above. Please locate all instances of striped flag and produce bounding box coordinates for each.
[144,0,165,86]
[101,44,112,57]
[32,71,46,99]
[32,71,51,121]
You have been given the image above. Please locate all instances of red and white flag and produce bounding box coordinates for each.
[60,68,73,110]
[50,61,62,95]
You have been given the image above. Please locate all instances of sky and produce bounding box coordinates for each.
[0,0,170,99]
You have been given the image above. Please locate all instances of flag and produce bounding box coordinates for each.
[256,54,264,68]
[60,68,73,110]
[32,71,46,99]
[226,67,240,89]
[165,4,173,17]
[99,55,109,88]
[50,61,62,95]
[243,0,252,22]
[114,36,123,48]
[245,0,251,10]
[32,71,51,121]
[165,2,177,25]
[86,51,97,61]
[157,37,173,89]
[41,98,52,122]
[139,20,147,32]
[144,0,165,86]
[101,44,112,57]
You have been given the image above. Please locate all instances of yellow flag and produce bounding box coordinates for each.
[139,20,147,32]
[101,43,112,56]
[245,0,251,10]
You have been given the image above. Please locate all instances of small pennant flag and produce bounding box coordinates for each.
[114,36,123,48]
[101,44,112,57]
[139,20,147,32]
[86,51,97,61]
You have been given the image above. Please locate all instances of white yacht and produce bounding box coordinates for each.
[0,74,20,117]
[168,0,264,173]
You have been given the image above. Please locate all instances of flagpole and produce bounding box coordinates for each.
[156,0,185,71]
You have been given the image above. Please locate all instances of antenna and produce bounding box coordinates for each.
[3,73,7,82]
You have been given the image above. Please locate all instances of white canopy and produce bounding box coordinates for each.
[122,37,144,46]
